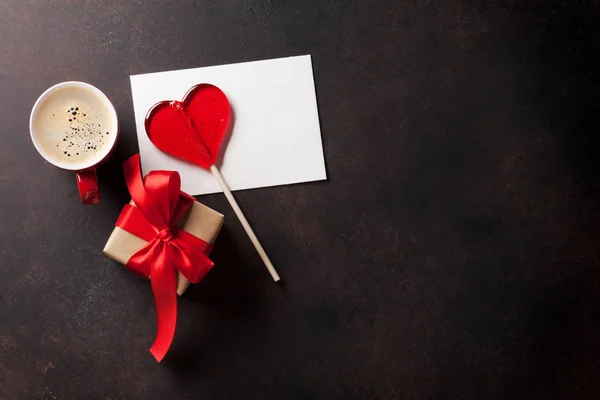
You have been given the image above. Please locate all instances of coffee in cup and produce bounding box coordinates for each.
[30,82,119,204]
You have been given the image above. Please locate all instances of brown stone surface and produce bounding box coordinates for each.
[2,1,600,399]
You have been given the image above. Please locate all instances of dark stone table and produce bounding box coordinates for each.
[2,1,600,398]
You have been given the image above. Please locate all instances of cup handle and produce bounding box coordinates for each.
[76,169,100,204]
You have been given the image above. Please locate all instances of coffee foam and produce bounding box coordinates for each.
[34,86,113,166]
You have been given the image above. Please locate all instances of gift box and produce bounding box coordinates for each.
[104,154,224,362]
[103,199,224,295]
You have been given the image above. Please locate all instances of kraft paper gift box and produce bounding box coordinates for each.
[103,200,224,295]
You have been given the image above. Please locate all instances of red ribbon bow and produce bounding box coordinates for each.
[116,154,214,362]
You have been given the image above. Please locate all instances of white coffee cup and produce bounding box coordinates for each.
[30,81,119,204]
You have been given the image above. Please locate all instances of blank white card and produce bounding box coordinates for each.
[130,55,326,196]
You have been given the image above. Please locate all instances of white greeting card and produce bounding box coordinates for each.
[130,55,326,195]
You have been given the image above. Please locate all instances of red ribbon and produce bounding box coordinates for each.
[116,154,214,362]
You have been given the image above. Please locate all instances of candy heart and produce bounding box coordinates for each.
[145,84,231,169]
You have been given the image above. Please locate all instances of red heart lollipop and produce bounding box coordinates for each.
[144,84,280,282]
[145,84,230,169]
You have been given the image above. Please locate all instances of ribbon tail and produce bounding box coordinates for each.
[148,247,178,362]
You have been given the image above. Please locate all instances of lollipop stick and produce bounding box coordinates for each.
[210,165,280,282]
